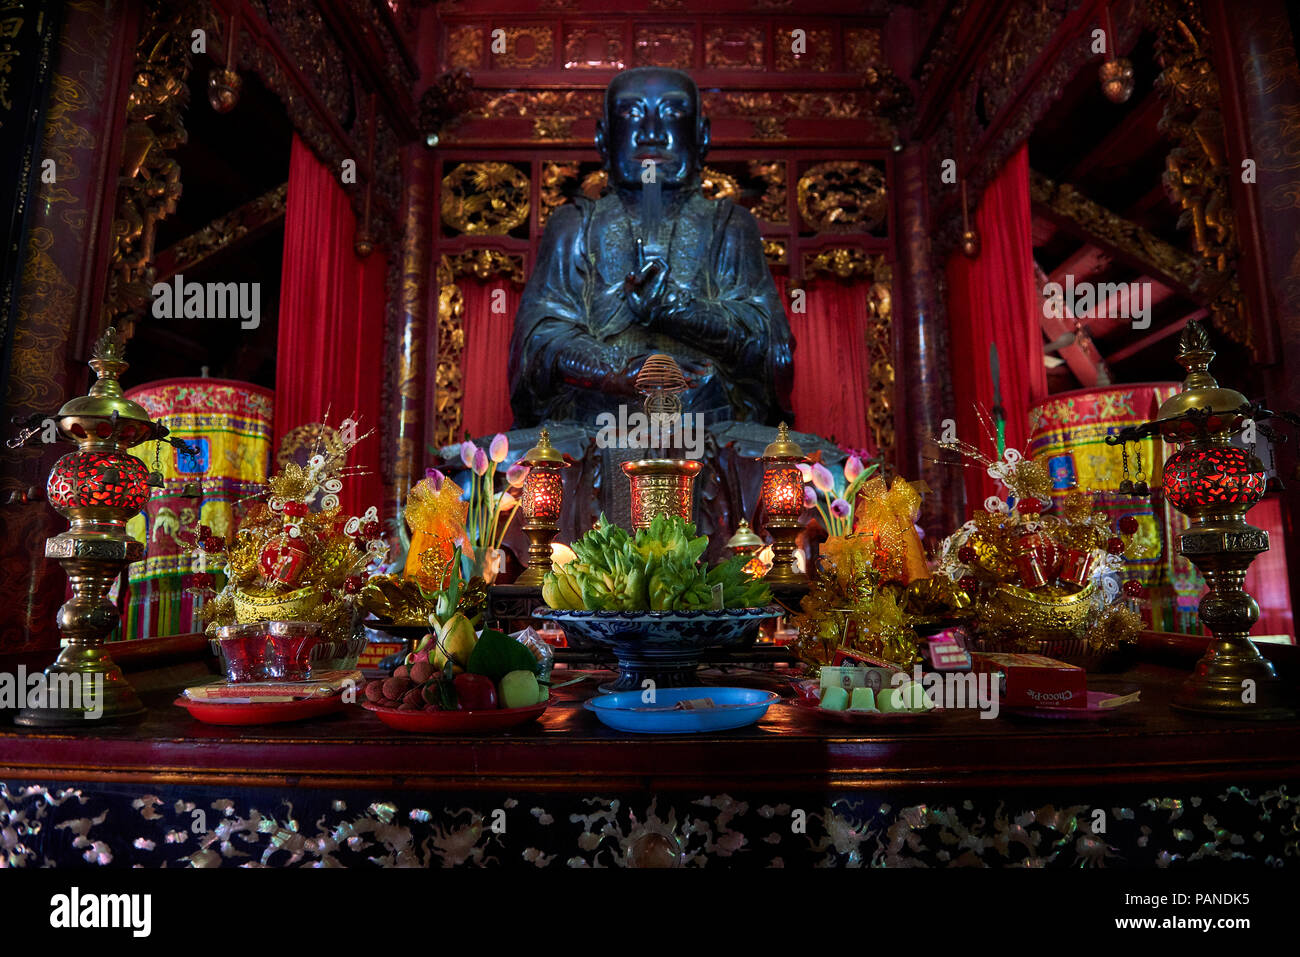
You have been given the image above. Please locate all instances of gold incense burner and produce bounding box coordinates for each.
[622,458,702,530]
[7,328,197,725]
[1107,321,1297,719]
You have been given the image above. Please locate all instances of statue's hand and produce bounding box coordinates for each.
[676,356,714,389]
[623,241,669,321]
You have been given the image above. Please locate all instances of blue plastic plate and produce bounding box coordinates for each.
[584,686,779,734]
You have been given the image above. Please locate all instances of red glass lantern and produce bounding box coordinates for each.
[1163,445,1266,512]
[46,449,151,512]
[516,428,571,586]
[760,465,804,518]
[521,469,564,523]
[758,423,807,585]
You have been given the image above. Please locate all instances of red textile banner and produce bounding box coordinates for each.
[945,145,1048,508]
[461,278,519,439]
[1244,496,1295,640]
[275,135,388,518]
[775,273,875,455]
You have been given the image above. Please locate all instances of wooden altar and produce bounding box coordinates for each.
[2,634,1296,868]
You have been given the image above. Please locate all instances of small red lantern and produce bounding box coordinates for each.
[758,423,808,585]
[516,428,571,586]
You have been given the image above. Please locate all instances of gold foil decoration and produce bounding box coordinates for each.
[791,554,919,669]
[853,477,930,583]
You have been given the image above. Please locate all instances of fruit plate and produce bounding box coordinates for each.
[787,694,938,725]
[174,694,348,726]
[1001,690,1137,720]
[584,686,778,734]
[361,698,549,733]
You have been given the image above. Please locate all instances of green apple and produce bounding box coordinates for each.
[499,670,540,710]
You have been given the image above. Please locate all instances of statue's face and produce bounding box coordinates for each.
[597,69,708,190]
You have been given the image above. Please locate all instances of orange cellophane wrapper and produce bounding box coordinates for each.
[402,476,468,589]
[852,476,930,584]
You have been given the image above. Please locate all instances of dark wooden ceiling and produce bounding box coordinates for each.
[123,53,290,393]
[1027,26,1253,396]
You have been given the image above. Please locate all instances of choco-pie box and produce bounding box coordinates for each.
[970,651,1087,708]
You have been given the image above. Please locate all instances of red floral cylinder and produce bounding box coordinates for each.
[259,535,310,585]
[1058,546,1096,587]
[1163,445,1266,512]
[1014,530,1049,589]
[46,449,150,512]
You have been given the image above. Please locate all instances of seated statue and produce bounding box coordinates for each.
[508,67,794,429]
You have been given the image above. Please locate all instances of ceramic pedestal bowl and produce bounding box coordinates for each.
[534,606,780,692]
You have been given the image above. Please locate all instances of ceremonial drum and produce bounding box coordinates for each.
[123,379,274,639]
[1027,384,1199,631]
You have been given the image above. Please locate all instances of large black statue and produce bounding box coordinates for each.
[508,67,794,429]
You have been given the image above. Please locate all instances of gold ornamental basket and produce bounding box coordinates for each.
[985,581,1098,647]
[233,585,323,624]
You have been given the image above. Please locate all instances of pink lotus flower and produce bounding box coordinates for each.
[803,486,817,508]
[489,433,509,463]
[830,498,851,520]
[797,462,813,482]
[459,441,477,469]
[811,463,835,494]
[472,447,489,475]
[424,467,446,490]
[844,455,864,482]
[506,463,530,487]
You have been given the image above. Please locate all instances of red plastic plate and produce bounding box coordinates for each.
[361,698,549,733]
[174,694,347,725]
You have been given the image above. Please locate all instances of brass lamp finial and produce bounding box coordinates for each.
[1157,319,1248,423]
[523,427,564,465]
[761,422,805,461]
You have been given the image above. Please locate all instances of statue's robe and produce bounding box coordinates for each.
[508,189,794,428]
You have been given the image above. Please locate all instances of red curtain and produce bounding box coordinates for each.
[774,273,875,455]
[1244,497,1295,639]
[275,135,387,517]
[945,145,1047,507]
[461,277,518,438]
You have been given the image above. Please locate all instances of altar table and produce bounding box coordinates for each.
[1,638,1296,868]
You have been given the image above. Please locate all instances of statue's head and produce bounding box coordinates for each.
[596,67,710,191]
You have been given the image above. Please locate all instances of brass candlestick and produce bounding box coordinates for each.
[8,328,195,725]
[1108,321,1294,719]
